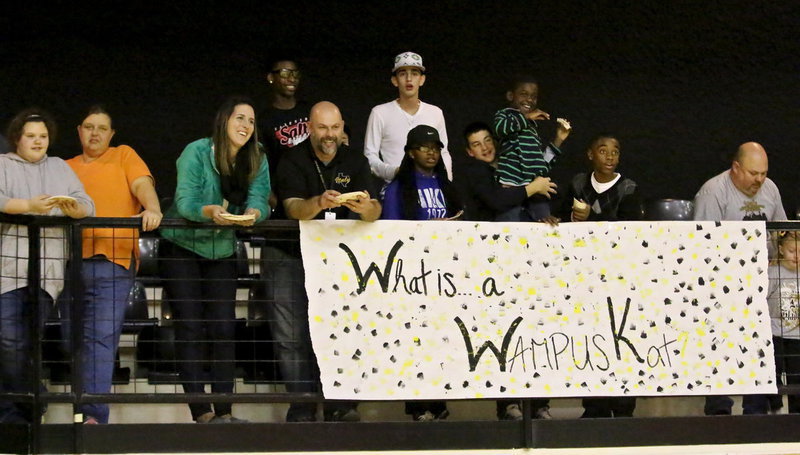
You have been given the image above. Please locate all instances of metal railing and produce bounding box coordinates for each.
[2,214,800,454]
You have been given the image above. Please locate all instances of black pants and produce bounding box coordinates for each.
[405,400,447,417]
[581,397,636,418]
[776,336,800,413]
[160,241,238,421]
[744,336,800,414]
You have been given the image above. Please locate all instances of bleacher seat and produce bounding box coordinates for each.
[136,323,179,384]
[137,235,161,287]
[122,280,157,333]
[644,199,694,221]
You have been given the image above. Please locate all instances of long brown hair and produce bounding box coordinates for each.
[211,96,262,182]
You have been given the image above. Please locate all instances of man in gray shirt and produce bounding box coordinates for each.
[694,142,786,222]
[693,141,787,415]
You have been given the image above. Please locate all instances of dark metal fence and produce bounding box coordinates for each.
[2,215,800,453]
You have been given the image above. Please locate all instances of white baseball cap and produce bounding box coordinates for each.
[392,51,425,73]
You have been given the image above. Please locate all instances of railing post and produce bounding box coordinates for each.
[521,398,534,448]
[26,219,42,455]
[67,220,85,453]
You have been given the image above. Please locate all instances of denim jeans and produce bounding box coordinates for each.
[705,394,768,415]
[61,258,134,423]
[261,244,319,420]
[0,287,50,423]
[495,196,551,222]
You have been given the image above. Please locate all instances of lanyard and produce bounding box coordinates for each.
[313,159,336,192]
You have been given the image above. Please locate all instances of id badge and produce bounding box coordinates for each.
[325,211,337,220]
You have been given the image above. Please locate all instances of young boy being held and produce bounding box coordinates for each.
[454,121,556,222]
[493,76,570,221]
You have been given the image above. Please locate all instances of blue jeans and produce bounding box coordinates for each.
[705,394,768,415]
[61,258,134,423]
[0,287,50,423]
[261,245,319,420]
[495,196,551,222]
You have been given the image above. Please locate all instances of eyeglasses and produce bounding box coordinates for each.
[271,68,301,79]
[411,146,441,154]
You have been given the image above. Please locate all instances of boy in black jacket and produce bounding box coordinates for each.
[558,133,643,418]
[454,122,556,222]
[558,133,643,223]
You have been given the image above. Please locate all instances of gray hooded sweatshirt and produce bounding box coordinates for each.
[0,153,94,298]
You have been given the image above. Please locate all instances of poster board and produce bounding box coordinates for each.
[300,220,775,400]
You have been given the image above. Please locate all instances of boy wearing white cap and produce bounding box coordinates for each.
[364,51,452,182]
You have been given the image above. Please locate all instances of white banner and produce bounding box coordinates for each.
[300,220,776,400]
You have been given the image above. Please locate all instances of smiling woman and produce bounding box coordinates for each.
[0,108,94,424]
[158,96,271,424]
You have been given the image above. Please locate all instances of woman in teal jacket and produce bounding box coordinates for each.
[160,96,269,424]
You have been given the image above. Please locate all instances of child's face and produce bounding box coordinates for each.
[466,129,496,164]
[408,141,441,174]
[587,137,620,180]
[392,67,426,99]
[506,83,538,114]
[780,237,800,272]
[16,121,50,163]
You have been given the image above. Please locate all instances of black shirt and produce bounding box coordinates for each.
[259,101,310,180]
[453,158,529,221]
[275,141,377,220]
[555,172,644,221]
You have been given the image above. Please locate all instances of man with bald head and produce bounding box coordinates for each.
[273,102,380,422]
[694,142,786,222]
[279,101,381,221]
[693,141,787,415]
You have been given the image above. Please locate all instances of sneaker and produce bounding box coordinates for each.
[501,404,523,421]
[413,409,449,421]
[286,413,317,423]
[286,405,317,422]
[210,414,249,424]
[195,411,216,424]
[326,408,361,422]
[535,406,553,419]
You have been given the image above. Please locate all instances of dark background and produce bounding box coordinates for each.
[2,2,798,215]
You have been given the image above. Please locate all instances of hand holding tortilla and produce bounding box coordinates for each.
[47,195,77,204]
[218,213,256,222]
[335,191,368,204]
[572,198,590,221]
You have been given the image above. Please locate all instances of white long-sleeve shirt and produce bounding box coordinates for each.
[363,100,452,182]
